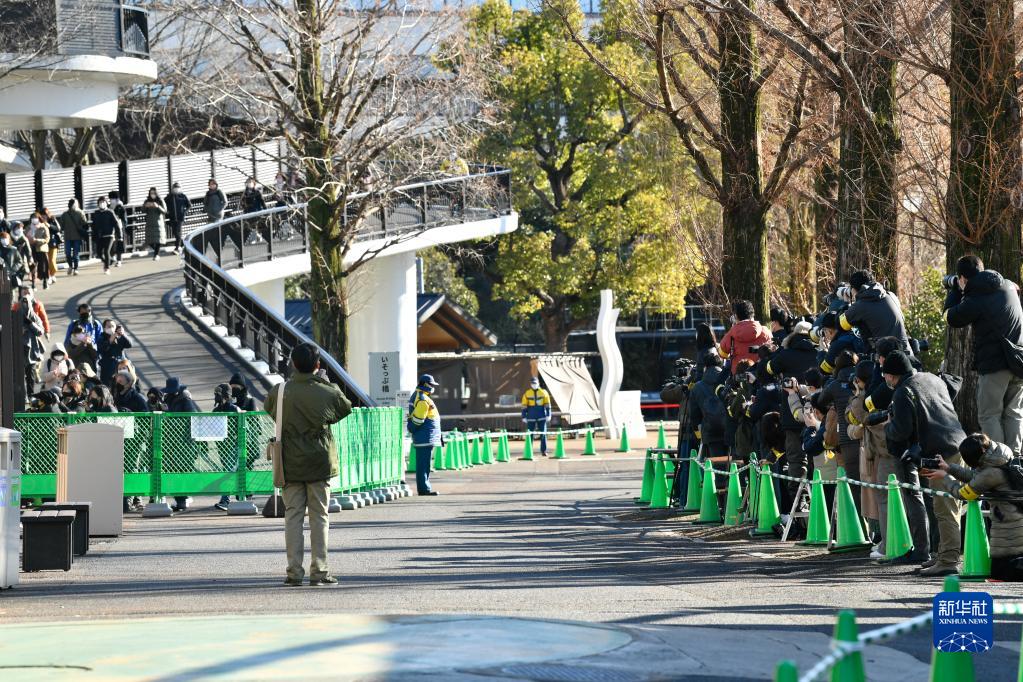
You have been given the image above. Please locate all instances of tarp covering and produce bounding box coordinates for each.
[537,355,600,424]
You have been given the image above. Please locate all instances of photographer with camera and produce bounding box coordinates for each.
[817,312,868,376]
[769,307,793,346]
[817,350,867,516]
[718,300,772,375]
[839,270,912,353]
[688,351,729,458]
[883,350,966,576]
[721,359,757,462]
[921,433,1023,581]
[943,255,1023,455]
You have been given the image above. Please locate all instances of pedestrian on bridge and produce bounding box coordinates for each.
[0,229,27,288]
[28,215,50,290]
[165,183,189,254]
[11,222,33,288]
[91,197,119,274]
[408,374,442,495]
[41,208,60,284]
[108,192,127,267]
[264,343,353,587]
[204,179,227,224]
[521,376,552,456]
[60,199,87,276]
[143,188,167,261]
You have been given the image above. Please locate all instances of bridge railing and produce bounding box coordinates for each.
[16,408,405,501]
[181,167,512,406]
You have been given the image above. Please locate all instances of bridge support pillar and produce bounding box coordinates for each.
[347,251,418,402]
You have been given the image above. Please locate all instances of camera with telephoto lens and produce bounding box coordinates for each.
[864,409,890,427]
[666,358,697,388]
[941,275,959,290]
[836,285,855,303]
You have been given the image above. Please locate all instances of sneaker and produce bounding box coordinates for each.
[921,556,938,569]
[104,269,110,276]
[153,254,160,261]
[72,269,79,276]
[309,575,338,586]
[214,501,229,511]
[919,562,961,577]
[115,261,122,268]
[67,269,74,277]
[283,576,303,587]
[420,491,439,496]
[869,550,885,560]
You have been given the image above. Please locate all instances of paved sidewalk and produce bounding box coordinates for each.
[33,255,265,409]
[4,457,1020,680]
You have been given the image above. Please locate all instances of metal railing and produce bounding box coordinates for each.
[182,168,512,406]
[0,0,149,59]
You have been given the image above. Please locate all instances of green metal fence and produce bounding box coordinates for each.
[15,407,405,500]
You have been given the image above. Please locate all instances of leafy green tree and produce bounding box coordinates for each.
[468,0,704,351]
[419,248,480,316]
[904,268,946,375]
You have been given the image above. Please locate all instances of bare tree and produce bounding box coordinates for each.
[177,0,482,363]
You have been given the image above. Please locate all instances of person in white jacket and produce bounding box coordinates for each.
[41,342,75,390]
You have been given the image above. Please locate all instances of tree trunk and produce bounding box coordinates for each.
[718,3,769,321]
[541,307,571,352]
[944,0,1023,431]
[813,160,839,300]
[308,201,349,368]
[837,0,899,288]
[785,200,816,313]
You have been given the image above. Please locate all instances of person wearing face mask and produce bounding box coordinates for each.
[883,350,966,577]
[42,342,75,391]
[521,376,553,456]
[228,373,257,411]
[212,383,244,511]
[272,172,290,207]
[160,377,201,512]
[203,178,227,224]
[108,191,127,266]
[91,196,119,274]
[0,207,8,234]
[67,323,98,370]
[12,285,50,339]
[60,199,88,276]
[20,293,46,399]
[165,182,190,254]
[241,177,267,214]
[10,221,34,288]
[41,208,60,284]
[85,384,118,413]
[61,371,88,413]
[0,230,26,288]
[142,186,167,261]
[65,303,102,346]
[98,319,132,384]
[407,374,442,496]
[115,358,139,389]
[111,370,147,412]
[27,215,50,289]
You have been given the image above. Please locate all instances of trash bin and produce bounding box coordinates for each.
[56,423,125,537]
[0,427,23,589]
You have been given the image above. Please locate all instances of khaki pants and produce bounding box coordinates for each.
[282,480,330,581]
[931,452,963,565]
[977,369,1023,455]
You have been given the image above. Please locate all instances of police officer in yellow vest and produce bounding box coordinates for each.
[407,374,441,496]
[521,377,552,456]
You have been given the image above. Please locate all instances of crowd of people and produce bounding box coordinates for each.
[663,257,1023,581]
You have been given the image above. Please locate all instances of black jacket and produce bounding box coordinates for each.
[165,191,191,224]
[766,333,817,382]
[748,383,800,431]
[944,270,1023,374]
[688,365,727,445]
[242,188,266,214]
[91,208,119,240]
[885,371,966,458]
[818,365,857,446]
[166,390,200,413]
[841,283,911,351]
[114,387,149,413]
[213,401,243,414]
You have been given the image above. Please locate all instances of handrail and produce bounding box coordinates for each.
[181,168,512,407]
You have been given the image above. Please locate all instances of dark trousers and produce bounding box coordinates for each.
[783,430,806,503]
[414,445,433,493]
[526,419,548,453]
[98,236,114,270]
[65,240,81,270]
[895,458,931,558]
[992,556,1023,581]
[33,252,48,281]
[170,220,183,249]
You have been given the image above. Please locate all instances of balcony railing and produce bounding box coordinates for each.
[0,0,150,59]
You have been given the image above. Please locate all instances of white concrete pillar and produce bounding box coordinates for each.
[248,279,286,316]
[347,252,418,399]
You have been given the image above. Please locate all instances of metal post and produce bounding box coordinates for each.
[143,413,172,516]
[227,413,257,514]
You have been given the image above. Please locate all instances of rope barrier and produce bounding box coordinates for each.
[797,612,934,682]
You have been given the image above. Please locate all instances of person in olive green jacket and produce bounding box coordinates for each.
[263,343,352,587]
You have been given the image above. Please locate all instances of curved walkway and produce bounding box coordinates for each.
[34,256,265,410]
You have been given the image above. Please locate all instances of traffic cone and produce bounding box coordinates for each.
[750,463,781,536]
[440,439,452,470]
[798,469,831,546]
[723,462,744,526]
[461,434,471,468]
[656,421,667,449]
[930,575,976,682]
[618,425,631,453]
[406,441,417,474]
[747,455,760,525]
[830,611,865,682]
[432,444,442,470]
[830,466,871,552]
[552,430,566,459]
[884,473,914,560]
[695,460,722,524]
[521,432,534,461]
[471,436,482,465]
[647,455,668,509]
[498,431,510,462]
[774,660,798,682]
[960,499,991,581]
[637,449,654,505]
[582,428,597,456]
[683,456,702,512]
[483,433,495,464]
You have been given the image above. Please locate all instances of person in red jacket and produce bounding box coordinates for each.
[718,300,771,374]
[11,285,50,338]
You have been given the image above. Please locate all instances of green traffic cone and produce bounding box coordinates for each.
[747,455,760,525]
[406,441,417,474]
[582,428,597,456]
[695,460,722,524]
[618,425,631,453]
[483,433,494,464]
[884,473,914,560]
[552,430,566,459]
[930,575,976,682]
[960,499,991,581]
[647,455,668,509]
[798,470,831,546]
[830,466,871,553]
[750,463,781,536]
[637,449,654,504]
[471,436,482,465]
[521,432,534,461]
[463,434,472,468]
[723,462,743,526]
[498,431,510,462]
[775,660,799,682]
[831,610,866,682]
[433,444,443,470]
[656,421,667,449]
[683,456,702,512]
[441,439,452,470]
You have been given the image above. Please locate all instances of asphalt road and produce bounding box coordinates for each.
[4,455,1022,680]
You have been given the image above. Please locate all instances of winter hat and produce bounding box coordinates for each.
[228,373,245,387]
[881,351,913,377]
[854,360,875,385]
[161,377,186,394]
[792,320,813,336]
[819,312,839,329]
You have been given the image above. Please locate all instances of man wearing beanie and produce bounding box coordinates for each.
[883,350,967,576]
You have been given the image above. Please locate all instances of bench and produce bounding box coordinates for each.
[38,502,91,556]
[21,510,75,572]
